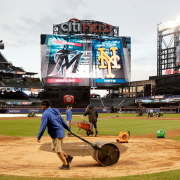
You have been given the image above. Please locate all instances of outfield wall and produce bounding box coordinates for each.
[1,107,178,114]
[3,108,110,114]
[120,108,177,114]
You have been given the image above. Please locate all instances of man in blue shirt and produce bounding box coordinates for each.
[37,99,73,170]
[66,104,73,136]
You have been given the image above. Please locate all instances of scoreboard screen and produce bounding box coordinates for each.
[41,34,131,87]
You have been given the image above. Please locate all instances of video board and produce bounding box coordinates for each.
[41,34,131,87]
[135,95,180,103]
[162,42,180,75]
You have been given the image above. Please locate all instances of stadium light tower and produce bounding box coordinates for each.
[157,16,180,76]
[0,40,4,50]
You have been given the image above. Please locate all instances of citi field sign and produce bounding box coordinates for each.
[53,19,118,36]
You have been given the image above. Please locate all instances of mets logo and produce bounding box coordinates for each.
[98,47,120,78]
[66,97,72,102]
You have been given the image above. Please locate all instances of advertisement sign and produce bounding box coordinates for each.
[41,34,131,87]
[53,19,118,36]
[21,88,43,97]
[135,97,180,103]
[162,43,180,75]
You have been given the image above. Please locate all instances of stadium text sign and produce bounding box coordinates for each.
[46,78,82,83]
[59,18,112,35]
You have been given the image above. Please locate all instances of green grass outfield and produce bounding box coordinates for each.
[0,113,180,137]
[76,113,180,118]
[1,113,180,179]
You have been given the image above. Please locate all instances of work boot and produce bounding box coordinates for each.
[66,155,73,164]
[58,164,70,170]
[89,131,94,137]
[58,164,65,169]
[95,131,98,137]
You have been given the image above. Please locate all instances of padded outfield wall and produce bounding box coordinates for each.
[2,107,178,114]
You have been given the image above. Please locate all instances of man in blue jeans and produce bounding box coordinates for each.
[37,99,73,170]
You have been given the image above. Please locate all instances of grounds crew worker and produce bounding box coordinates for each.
[66,104,73,136]
[148,109,151,117]
[83,104,98,137]
[37,99,73,170]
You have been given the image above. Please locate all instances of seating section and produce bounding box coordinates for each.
[28,98,42,103]
[0,79,43,89]
[0,99,5,103]
[5,99,29,102]
[0,52,43,108]
[118,98,135,107]
[25,78,43,89]
[2,79,27,88]
[25,78,40,82]
[101,97,124,108]
[0,53,8,63]
[0,65,10,71]
[26,82,43,89]
[90,98,103,108]
[9,66,24,72]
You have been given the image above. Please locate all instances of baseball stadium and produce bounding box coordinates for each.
[1,18,180,180]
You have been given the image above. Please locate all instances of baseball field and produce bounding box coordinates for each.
[1,113,180,179]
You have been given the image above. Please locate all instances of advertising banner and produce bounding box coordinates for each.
[135,97,180,103]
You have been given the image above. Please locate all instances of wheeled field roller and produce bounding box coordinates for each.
[91,140,120,166]
[71,133,120,167]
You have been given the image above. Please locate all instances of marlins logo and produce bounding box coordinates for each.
[48,45,83,77]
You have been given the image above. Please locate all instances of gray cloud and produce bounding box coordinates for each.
[1,0,180,81]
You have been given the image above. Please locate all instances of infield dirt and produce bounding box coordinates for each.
[0,117,180,178]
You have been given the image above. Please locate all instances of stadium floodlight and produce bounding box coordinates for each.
[158,16,180,32]
[0,40,4,49]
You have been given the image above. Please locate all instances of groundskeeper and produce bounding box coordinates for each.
[37,99,73,170]
[66,104,73,136]
[83,104,98,137]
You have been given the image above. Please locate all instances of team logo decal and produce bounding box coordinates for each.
[66,97,72,102]
[98,47,120,78]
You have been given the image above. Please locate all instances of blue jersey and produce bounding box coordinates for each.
[66,109,72,122]
[37,108,71,140]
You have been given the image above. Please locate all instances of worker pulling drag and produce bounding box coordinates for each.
[37,99,73,170]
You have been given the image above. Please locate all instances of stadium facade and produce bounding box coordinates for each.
[0,51,43,113]
[1,18,180,113]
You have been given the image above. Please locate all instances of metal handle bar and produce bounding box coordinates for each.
[71,132,110,157]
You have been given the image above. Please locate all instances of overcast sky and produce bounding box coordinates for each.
[1,0,180,96]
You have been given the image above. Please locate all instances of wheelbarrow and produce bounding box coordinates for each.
[78,122,92,136]
[73,115,120,136]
